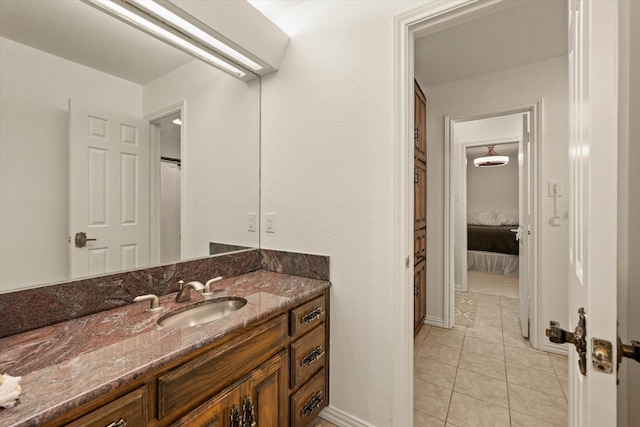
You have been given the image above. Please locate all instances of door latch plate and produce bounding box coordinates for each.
[592,338,613,374]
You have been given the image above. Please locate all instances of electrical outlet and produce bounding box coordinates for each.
[265,213,275,233]
[248,213,257,232]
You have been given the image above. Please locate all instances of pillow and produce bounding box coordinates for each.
[497,213,519,225]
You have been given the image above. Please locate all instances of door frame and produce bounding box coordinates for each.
[146,101,186,265]
[445,105,541,350]
[393,0,519,425]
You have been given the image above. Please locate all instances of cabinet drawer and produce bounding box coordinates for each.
[290,323,326,390]
[157,315,287,420]
[290,369,326,427]
[66,386,147,427]
[290,296,326,339]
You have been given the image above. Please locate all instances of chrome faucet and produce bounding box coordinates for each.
[175,281,204,303]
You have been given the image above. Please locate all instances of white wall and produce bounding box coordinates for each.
[425,55,569,344]
[143,60,260,259]
[0,37,142,292]
[466,148,519,215]
[259,1,424,425]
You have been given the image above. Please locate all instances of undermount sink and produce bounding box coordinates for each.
[158,297,247,329]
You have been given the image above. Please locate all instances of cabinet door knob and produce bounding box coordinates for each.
[300,391,325,418]
[300,307,324,324]
[105,418,127,427]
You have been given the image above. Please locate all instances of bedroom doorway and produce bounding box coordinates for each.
[448,107,537,342]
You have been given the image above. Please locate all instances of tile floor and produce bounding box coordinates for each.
[414,271,569,426]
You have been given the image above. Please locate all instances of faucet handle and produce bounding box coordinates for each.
[133,294,162,312]
[203,276,224,295]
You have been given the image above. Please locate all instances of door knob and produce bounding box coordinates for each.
[74,231,96,248]
[546,307,587,375]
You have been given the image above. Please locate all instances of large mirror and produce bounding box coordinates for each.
[0,0,260,293]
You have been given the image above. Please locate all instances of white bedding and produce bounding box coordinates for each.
[467,250,519,276]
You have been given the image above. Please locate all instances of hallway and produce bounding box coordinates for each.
[414,272,568,426]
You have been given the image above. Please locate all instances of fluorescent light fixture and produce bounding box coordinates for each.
[87,0,246,78]
[473,146,509,167]
[172,118,182,125]
[132,0,263,71]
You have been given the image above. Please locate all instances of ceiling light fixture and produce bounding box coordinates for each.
[473,146,509,168]
[85,0,248,78]
[172,118,182,125]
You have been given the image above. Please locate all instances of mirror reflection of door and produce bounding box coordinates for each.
[157,113,182,264]
[68,100,150,278]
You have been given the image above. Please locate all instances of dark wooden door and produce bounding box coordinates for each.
[414,80,427,335]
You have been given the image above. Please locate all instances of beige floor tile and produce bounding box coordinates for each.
[414,377,452,421]
[501,318,522,334]
[416,343,462,367]
[414,358,457,389]
[502,331,532,350]
[425,328,465,349]
[463,336,505,360]
[510,410,564,426]
[449,325,467,336]
[558,374,569,400]
[465,325,504,344]
[508,383,568,425]
[504,346,554,372]
[506,363,565,397]
[501,311,520,324]
[458,351,506,381]
[550,353,568,378]
[446,392,510,426]
[414,411,446,427]
[453,368,509,408]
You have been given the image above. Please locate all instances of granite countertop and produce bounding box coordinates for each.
[0,270,330,427]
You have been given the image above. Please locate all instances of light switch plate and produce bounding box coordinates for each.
[248,213,257,232]
[548,181,562,197]
[265,213,275,233]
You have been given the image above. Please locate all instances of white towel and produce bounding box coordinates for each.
[0,374,22,408]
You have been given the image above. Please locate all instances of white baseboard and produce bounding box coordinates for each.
[542,340,570,356]
[319,406,375,427]
[424,315,444,328]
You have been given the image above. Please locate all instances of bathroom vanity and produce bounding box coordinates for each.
[0,270,329,427]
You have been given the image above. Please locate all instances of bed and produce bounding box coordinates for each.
[467,212,519,276]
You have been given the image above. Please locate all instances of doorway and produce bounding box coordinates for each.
[393,1,568,425]
[148,105,185,265]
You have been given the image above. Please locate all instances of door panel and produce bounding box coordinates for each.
[69,100,150,278]
[567,0,619,424]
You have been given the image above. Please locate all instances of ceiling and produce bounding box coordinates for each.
[415,0,568,87]
[0,0,194,85]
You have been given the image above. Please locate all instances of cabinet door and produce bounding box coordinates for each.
[414,81,427,162]
[248,351,288,427]
[414,260,426,333]
[169,380,245,427]
[414,160,426,230]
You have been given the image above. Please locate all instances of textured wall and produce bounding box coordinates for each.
[259,1,424,425]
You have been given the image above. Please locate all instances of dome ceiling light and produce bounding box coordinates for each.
[473,145,509,168]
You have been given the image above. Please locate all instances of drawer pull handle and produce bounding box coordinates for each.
[105,419,127,427]
[300,391,325,418]
[230,404,241,427]
[242,396,257,427]
[300,346,325,366]
[300,307,324,324]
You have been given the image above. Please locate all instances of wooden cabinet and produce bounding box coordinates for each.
[45,290,329,427]
[414,80,427,335]
[66,386,148,427]
[288,295,328,427]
